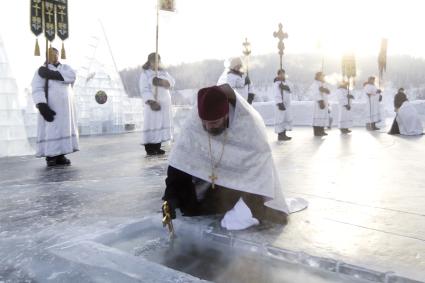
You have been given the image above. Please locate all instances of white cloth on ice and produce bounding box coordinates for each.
[139,69,175,144]
[336,88,353,129]
[363,83,381,123]
[168,89,289,214]
[273,81,293,132]
[31,63,79,157]
[311,80,330,127]
[217,71,249,101]
[220,197,260,230]
[396,102,423,135]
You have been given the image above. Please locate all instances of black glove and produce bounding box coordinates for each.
[379,94,383,102]
[152,77,170,88]
[348,94,355,100]
[36,103,56,122]
[279,83,291,92]
[147,100,161,111]
[162,199,177,219]
[38,66,64,81]
[319,86,330,94]
[318,100,326,109]
[377,89,382,94]
[244,75,251,85]
[247,93,255,104]
[345,105,351,111]
[277,103,286,111]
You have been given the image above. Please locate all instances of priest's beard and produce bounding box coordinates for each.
[203,119,229,136]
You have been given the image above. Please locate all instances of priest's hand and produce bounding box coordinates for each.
[247,93,255,104]
[318,100,326,109]
[37,103,56,122]
[244,75,251,85]
[147,100,161,111]
[162,199,177,219]
[345,105,351,111]
[152,77,171,89]
[279,84,291,92]
[277,103,286,111]
[319,86,330,94]
[38,67,64,81]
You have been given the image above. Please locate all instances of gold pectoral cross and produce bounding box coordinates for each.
[209,173,218,189]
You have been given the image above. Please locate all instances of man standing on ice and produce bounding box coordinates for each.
[273,69,292,141]
[336,81,354,134]
[139,52,175,156]
[388,88,423,136]
[363,76,382,131]
[217,57,252,102]
[162,84,306,230]
[310,72,331,136]
[31,47,78,167]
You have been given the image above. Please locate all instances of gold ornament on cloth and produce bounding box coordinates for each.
[34,38,40,56]
[61,42,66,59]
[207,130,228,189]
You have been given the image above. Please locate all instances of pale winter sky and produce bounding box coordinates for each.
[1,0,425,88]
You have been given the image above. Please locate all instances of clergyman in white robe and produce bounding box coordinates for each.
[139,53,175,156]
[311,72,331,136]
[389,88,423,136]
[163,84,307,230]
[363,76,381,130]
[31,48,79,166]
[273,69,292,141]
[217,57,250,101]
[336,83,353,133]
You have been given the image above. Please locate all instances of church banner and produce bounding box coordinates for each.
[30,0,43,36]
[44,0,56,41]
[160,0,176,12]
[55,0,69,40]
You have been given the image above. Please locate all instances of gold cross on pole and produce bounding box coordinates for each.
[209,173,218,189]
[273,23,288,70]
[32,2,41,17]
[45,5,54,22]
[57,6,66,22]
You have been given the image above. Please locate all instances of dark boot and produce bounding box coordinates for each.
[372,122,380,130]
[45,156,57,167]
[144,144,156,156]
[282,130,292,140]
[56,155,71,166]
[278,132,284,141]
[366,123,372,131]
[154,143,165,155]
[313,126,320,136]
[320,127,328,136]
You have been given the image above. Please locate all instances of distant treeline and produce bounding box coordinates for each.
[119,54,425,99]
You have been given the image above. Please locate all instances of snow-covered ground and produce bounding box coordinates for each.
[0,128,424,282]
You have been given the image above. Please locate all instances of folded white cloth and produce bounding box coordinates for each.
[220,198,260,230]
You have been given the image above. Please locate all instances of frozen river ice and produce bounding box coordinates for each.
[0,128,424,282]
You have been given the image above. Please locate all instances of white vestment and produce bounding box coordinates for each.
[168,91,289,215]
[311,80,329,127]
[336,88,353,129]
[396,102,423,135]
[363,83,381,123]
[217,71,249,101]
[31,64,79,157]
[139,69,175,144]
[273,81,292,132]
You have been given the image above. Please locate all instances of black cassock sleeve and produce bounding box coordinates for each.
[163,166,200,216]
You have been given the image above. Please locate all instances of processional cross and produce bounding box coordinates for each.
[273,23,288,70]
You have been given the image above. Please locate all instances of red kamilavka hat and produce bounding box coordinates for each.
[198,86,229,121]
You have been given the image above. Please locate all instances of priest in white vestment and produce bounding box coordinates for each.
[388,88,423,136]
[31,47,78,167]
[363,76,382,131]
[139,53,175,156]
[311,72,331,136]
[162,84,307,230]
[336,81,354,134]
[217,57,253,103]
[273,69,292,141]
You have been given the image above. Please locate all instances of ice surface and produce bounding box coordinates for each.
[1,129,424,282]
